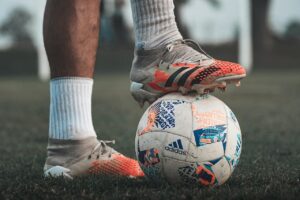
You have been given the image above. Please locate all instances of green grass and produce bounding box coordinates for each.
[0,70,299,199]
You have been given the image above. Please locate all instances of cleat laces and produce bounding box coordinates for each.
[161,39,213,65]
[88,140,116,160]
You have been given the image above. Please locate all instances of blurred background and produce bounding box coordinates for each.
[0,0,300,78]
[0,2,299,197]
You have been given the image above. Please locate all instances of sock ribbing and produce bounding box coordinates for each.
[131,0,182,49]
[49,77,96,140]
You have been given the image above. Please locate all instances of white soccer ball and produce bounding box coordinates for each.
[135,93,242,186]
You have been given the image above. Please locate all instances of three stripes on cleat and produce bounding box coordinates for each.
[163,65,240,95]
[164,66,220,88]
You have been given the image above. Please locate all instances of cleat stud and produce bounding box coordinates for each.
[138,100,145,108]
[148,97,157,105]
[209,88,215,93]
[221,81,227,87]
[218,87,226,92]
[204,88,214,94]
[179,87,188,95]
[145,100,150,105]
[196,88,205,94]
[235,81,241,87]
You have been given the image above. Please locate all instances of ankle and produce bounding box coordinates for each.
[45,137,98,166]
[49,77,97,140]
[137,30,182,50]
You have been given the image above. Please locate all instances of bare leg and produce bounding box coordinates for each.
[43,1,144,178]
[43,0,101,78]
[44,0,101,146]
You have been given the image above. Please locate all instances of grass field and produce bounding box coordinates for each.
[0,70,299,199]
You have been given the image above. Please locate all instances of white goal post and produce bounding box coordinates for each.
[36,0,50,81]
[238,0,253,72]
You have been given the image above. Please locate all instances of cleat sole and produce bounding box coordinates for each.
[131,73,246,108]
[178,86,188,95]
[130,82,160,106]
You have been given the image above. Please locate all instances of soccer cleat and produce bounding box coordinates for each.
[44,137,144,179]
[130,39,246,107]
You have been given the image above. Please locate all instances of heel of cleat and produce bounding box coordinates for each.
[130,82,159,108]
[44,166,73,180]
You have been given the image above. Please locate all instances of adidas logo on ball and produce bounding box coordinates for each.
[165,139,187,155]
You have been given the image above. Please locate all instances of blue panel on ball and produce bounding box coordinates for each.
[193,124,227,147]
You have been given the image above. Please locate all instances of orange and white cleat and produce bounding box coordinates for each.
[44,137,144,179]
[130,39,246,107]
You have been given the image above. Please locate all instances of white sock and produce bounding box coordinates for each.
[49,77,96,140]
[130,0,182,50]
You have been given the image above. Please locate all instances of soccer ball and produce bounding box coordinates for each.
[135,93,242,186]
